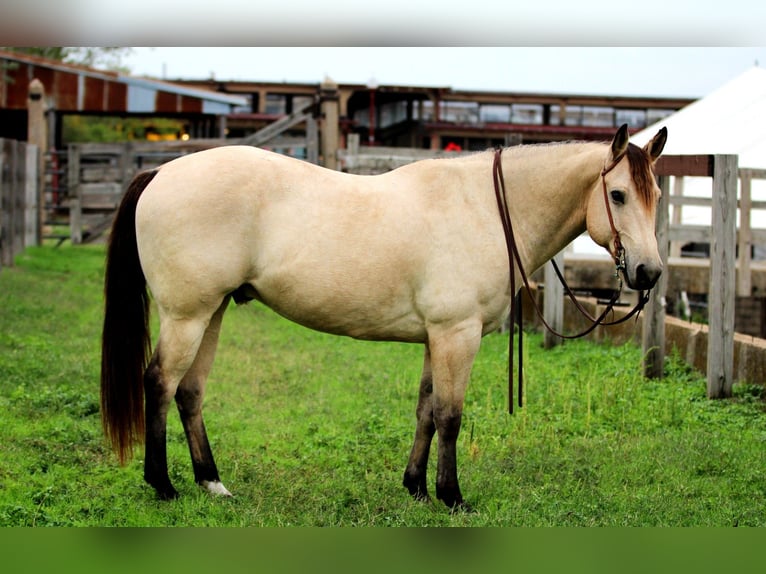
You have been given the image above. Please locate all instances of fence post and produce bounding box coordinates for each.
[25,144,38,248]
[669,176,684,258]
[0,138,7,269]
[707,154,738,398]
[68,144,82,245]
[643,174,671,378]
[10,140,23,259]
[306,116,319,165]
[120,141,133,188]
[320,78,339,170]
[27,78,46,246]
[737,170,752,297]
[543,251,564,349]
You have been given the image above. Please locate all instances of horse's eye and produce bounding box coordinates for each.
[610,190,625,205]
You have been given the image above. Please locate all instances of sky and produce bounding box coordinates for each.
[2,2,766,101]
[122,47,766,100]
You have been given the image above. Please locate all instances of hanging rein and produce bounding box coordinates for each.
[492,148,651,414]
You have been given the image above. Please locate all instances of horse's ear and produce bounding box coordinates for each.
[610,124,630,163]
[644,126,668,164]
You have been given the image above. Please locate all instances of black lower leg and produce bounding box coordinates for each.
[143,360,178,500]
[403,419,435,501]
[435,411,464,509]
[403,369,436,501]
[176,385,221,485]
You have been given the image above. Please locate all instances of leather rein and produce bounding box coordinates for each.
[492,148,651,414]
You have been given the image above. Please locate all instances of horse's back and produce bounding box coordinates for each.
[134,145,509,340]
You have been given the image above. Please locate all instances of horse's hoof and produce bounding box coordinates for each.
[201,480,233,497]
[145,473,180,500]
[449,500,475,514]
[155,485,180,500]
[403,474,430,502]
[436,485,464,508]
[408,488,430,503]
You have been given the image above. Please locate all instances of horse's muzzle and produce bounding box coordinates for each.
[629,262,662,291]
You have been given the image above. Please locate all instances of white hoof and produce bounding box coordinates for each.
[201,480,233,497]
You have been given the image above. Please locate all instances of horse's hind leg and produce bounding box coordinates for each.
[403,348,435,501]
[175,297,232,496]
[143,308,215,500]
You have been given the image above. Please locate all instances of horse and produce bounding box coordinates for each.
[100,124,667,509]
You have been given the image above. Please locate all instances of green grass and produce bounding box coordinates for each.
[1,245,766,526]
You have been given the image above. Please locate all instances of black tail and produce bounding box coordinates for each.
[100,169,158,464]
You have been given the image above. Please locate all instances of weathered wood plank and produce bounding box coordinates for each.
[667,196,712,207]
[738,172,753,297]
[543,251,564,349]
[0,139,36,267]
[655,155,714,177]
[667,224,711,243]
[67,145,82,245]
[643,174,671,378]
[24,144,38,248]
[707,155,738,399]
[0,139,9,268]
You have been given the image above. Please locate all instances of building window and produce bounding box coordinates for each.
[480,104,511,123]
[379,101,408,128]
[293,96,315,114]
[440,101,480,124]
[647,108,675,124]
[265,94,287,115]
[413,100,435,122]
[616,109,647,129]
[561,105,583,126]
[581,106,614,127]
[511,104,543,125]
[549,105,562,126]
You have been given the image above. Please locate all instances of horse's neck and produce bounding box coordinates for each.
[501,143,605,272]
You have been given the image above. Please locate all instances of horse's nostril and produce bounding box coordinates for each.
[636,263,661,288]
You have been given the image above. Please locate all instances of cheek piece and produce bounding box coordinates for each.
[600,154,627,280]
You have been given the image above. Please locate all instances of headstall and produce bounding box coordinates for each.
[492,148,650,414]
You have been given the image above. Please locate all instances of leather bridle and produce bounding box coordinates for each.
[492,148,651,414]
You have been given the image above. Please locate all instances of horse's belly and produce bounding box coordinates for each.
[259,288,427,342]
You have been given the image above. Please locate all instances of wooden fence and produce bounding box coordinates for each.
[0,138,38,270]
[339,133,472,174]
[64,136,315,244]
[641,154,739,399]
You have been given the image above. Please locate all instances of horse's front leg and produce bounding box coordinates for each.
[428,321,482,510]
[403,348,435,500]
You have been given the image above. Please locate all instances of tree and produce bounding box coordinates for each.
[1,48,133,86]
[1,47,132,71]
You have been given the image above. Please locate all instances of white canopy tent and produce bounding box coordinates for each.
[632,66,766,170]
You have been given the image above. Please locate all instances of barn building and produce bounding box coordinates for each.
[0,49,247,147]
[1,49,694,152]
[176,78,694,150]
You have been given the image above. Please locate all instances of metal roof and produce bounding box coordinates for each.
[0,49,247,114]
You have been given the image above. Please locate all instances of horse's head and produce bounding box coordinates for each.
[586,124,667,291]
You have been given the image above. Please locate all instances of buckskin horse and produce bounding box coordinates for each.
[101,124,667,508]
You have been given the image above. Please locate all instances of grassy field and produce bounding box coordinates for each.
[1,244,765,526]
